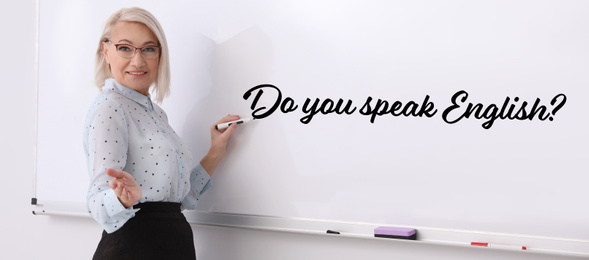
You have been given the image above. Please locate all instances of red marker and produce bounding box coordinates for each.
[471,242,527,251]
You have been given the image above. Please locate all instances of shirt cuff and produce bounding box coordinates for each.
[192,163,212,194]
[103,189,139,218]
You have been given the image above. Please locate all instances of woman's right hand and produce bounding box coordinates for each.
[106,168,142,208]
[200,114,240,176]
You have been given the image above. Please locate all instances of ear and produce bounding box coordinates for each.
[102,41,111,64]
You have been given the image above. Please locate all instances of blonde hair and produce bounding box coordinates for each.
[95,7,170,103]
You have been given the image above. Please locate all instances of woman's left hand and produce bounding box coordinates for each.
[106,168,142,208]
[200,114,240,175]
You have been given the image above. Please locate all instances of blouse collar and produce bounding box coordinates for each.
[105,78,154,111]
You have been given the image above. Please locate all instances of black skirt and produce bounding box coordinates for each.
[93,202,196,260]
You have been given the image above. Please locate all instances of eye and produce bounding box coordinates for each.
[142,46,158,53]
[117,45,133,52]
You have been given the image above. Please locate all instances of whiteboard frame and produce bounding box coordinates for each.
[31,203,589,258]
[31,0,41,207]
[186,211,589,258]
[31,1,589,256]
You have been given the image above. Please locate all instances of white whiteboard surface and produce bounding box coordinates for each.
[35,0,589,247]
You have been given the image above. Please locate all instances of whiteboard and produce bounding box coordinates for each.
[35,0,589,242]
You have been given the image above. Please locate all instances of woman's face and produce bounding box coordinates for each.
[103,21,159,95]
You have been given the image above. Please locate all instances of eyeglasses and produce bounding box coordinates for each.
[105,40,161,59]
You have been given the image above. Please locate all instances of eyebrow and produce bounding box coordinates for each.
[115,39,159,46]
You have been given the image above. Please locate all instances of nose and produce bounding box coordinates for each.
[129,49,146,66]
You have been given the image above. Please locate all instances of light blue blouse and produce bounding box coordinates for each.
[83,79,210,233]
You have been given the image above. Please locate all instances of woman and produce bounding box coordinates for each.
[83,7,239,259]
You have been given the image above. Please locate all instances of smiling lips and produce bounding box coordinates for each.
[128,71,147,76]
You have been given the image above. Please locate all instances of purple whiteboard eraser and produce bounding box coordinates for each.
[374,226,417,240]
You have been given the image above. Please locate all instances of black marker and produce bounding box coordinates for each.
[215,117,254,130]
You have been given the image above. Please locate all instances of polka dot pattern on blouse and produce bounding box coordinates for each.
[83,79,211,233]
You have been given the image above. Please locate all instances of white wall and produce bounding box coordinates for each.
[0,1,100,259]
[0,1,585,259]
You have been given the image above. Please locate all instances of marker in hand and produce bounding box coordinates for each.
[215,117,254,130]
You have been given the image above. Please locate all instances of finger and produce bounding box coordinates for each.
[215,115,241,125]
[106,168,124,179]
[120,186,129,201]
[111,182,122,197]
[221,121,238,136]
[124,187,138,204]
[224,114,240,120]
[212,115,242,133]
[109,180,117,190]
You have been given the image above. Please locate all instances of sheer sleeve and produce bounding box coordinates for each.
[84,97,139,233]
